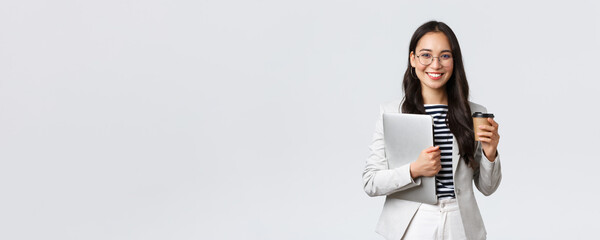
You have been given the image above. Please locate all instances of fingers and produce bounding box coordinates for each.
[480,133,500,141]
[424,146,441,160]
[478,118,500,143]
[478,129,499,141]
[477,125,496,132]
[430,150,441,160]
[431,159,441,174]
[424,157,441,177]
[479,119,499,131]
[425,146,440,153]
[487,118,499,128]
[477,131,494,138]
[425,146,440,152]
[416,146,443,177]
[426,153,442,176]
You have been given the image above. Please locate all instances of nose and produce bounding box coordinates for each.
[429,57,442,69]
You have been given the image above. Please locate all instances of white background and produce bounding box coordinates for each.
[1,1,599,239]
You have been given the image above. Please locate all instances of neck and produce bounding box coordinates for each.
[422,88,448,105]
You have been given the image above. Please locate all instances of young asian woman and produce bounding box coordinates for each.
[362,21,502,240]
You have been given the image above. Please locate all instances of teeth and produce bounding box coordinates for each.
[428,73,442,77]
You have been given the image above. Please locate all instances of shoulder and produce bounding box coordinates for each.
[468,101,488,114]
[380,99,403,113]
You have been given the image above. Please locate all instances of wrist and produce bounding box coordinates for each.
[409,162,419,178]
[484,149,497,162]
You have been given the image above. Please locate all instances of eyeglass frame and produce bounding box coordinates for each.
[412,51,454,66]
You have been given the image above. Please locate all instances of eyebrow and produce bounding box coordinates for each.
[418,49,452,53]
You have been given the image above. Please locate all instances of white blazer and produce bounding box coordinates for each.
[363,100,502,240]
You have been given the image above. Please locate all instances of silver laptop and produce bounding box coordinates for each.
[383,113,437,204]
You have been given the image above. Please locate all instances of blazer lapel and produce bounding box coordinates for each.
[452,135,460,175]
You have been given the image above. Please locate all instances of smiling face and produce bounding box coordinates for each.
[410,31,454,94]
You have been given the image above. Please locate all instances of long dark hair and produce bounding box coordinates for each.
[401,21,477,168]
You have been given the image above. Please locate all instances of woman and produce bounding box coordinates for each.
[362,21,502,240]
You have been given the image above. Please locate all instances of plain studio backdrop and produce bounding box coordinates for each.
[1,0,599,239]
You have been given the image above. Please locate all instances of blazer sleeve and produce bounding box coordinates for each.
[362,104,422,197]
[473,144,502,196]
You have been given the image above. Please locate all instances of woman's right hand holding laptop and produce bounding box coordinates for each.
[409,146,441,178]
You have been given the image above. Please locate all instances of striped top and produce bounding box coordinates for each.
[424,104,455,199]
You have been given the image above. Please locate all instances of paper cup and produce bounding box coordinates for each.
[472,112,495,141]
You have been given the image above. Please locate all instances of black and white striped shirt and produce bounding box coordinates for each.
[424,104,455,199]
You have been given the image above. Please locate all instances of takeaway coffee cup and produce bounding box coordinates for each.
[472,112,495,141]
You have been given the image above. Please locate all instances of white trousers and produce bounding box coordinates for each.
[401,198,467,240]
